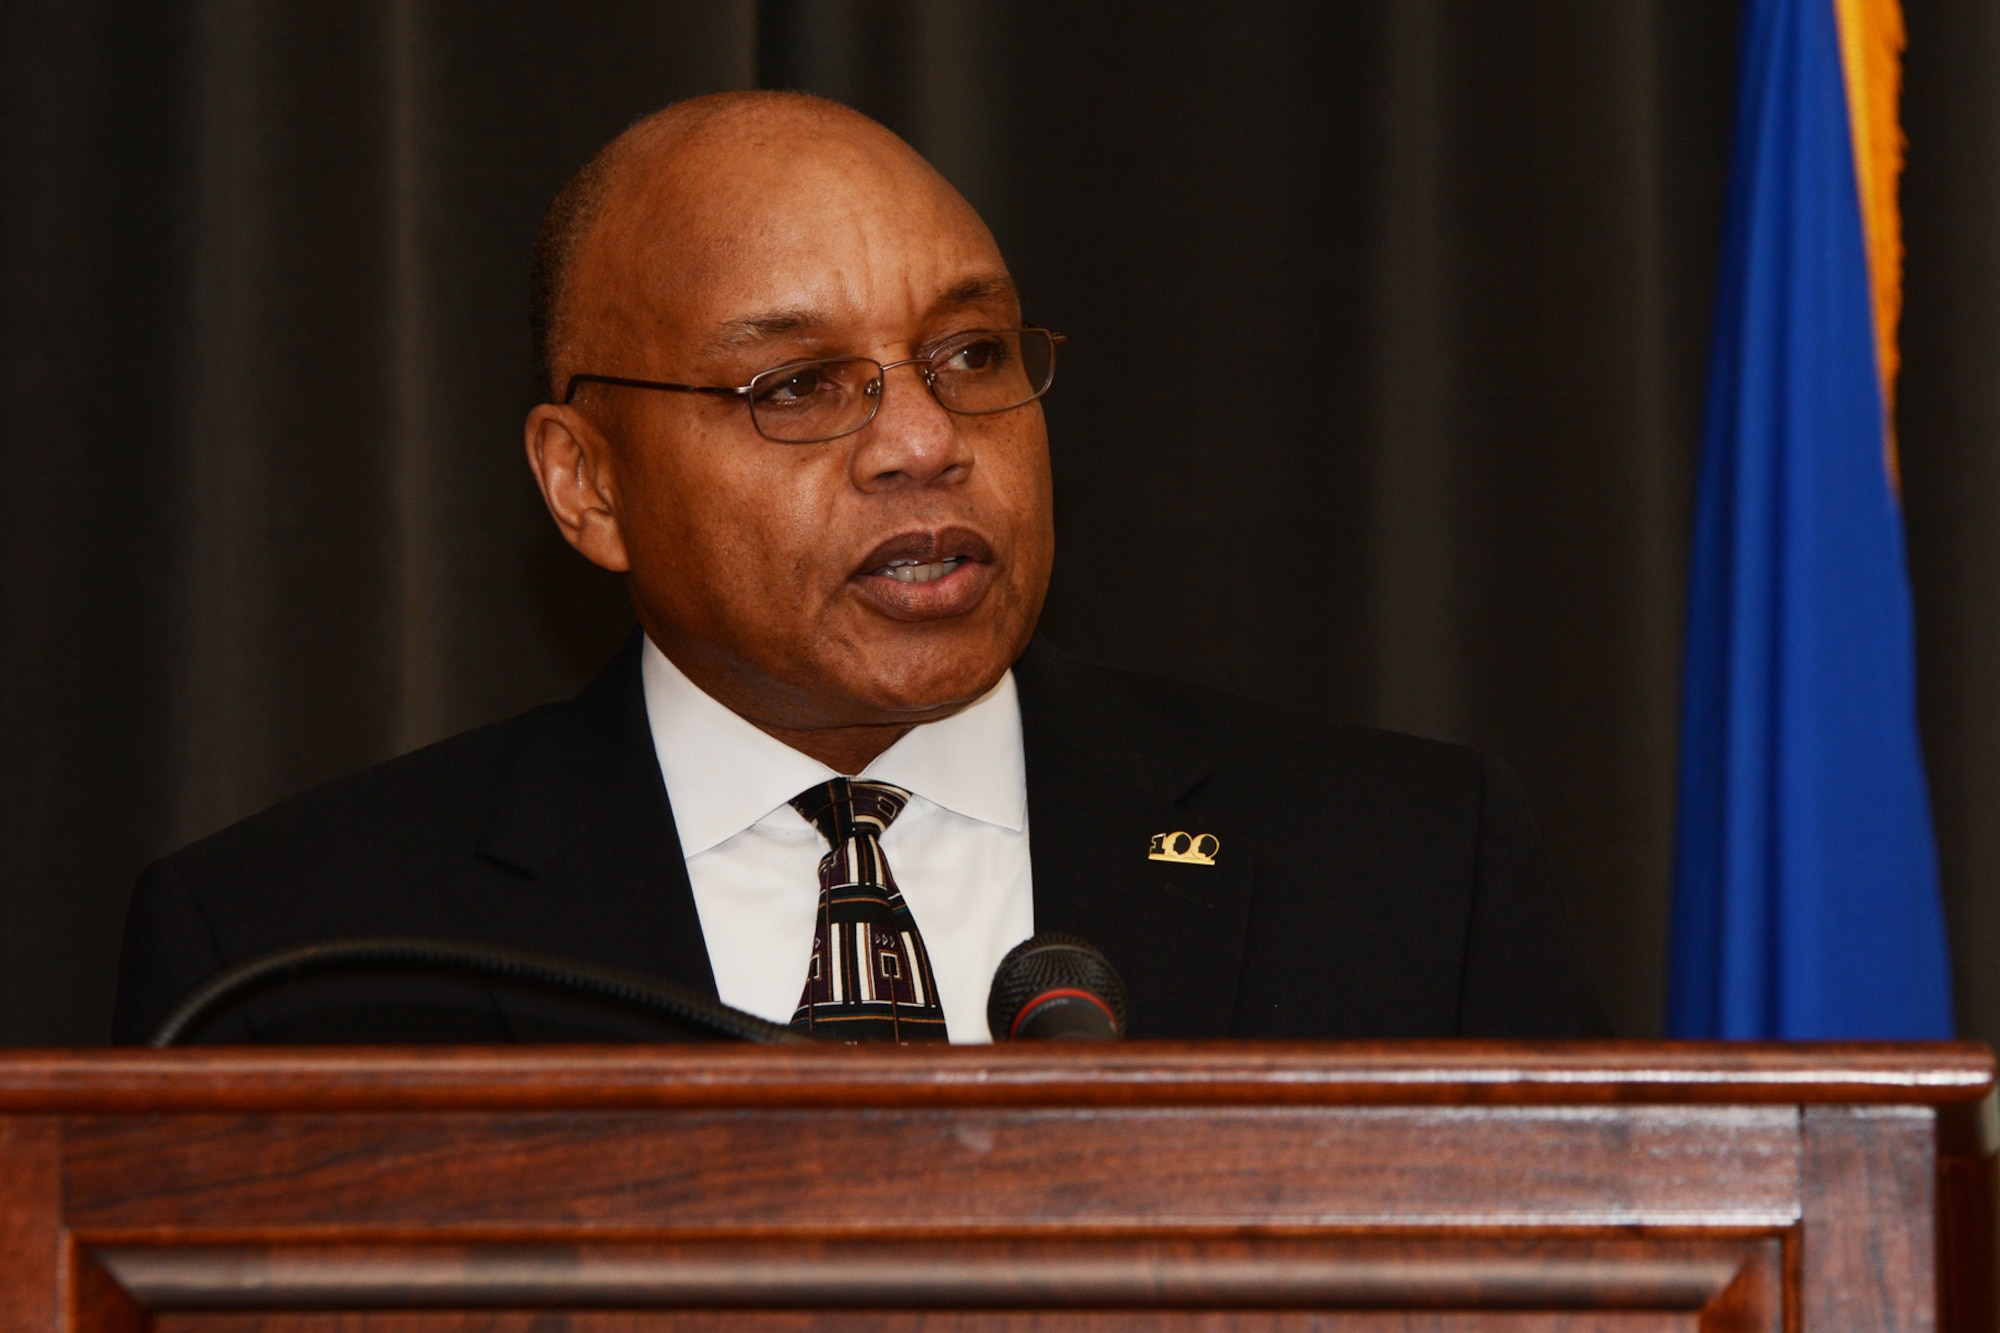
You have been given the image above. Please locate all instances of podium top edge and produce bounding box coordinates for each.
[0,1040,1991,1113]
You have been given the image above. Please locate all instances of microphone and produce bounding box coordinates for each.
[986,933,1128,1041]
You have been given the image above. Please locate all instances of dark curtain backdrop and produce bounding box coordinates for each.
[3,1,1994,1047]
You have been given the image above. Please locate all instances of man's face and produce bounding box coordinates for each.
[569,122,1055,739]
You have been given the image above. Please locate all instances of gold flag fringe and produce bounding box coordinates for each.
[1833,0,1906,487]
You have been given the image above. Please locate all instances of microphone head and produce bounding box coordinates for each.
[986,933,1128,1041]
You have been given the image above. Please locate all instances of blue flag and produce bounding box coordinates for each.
[1667,0,1952,1038]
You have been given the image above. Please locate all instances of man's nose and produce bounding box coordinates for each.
[848,362,972,491]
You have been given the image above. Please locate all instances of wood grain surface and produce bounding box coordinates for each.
[147,1315,1732,1332]
[0,1045,1986,1332]
[60,1105,1802,1232]
[0,1116,58,1333]
[0,1042,1989,1113]
[81,1236,1777,1312]
[1801,1106,1937,1333]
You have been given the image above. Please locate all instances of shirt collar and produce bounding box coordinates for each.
[640,637,1027,857]
[861,665,1027,835]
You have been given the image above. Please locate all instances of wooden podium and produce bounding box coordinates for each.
[1,1043,1993,1331]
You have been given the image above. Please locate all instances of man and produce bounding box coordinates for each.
[114,92,1605,1044]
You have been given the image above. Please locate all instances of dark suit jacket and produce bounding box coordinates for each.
[112,635,1608,1043]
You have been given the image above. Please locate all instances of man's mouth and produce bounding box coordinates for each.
[853,528,996,581]
[875,557,966,585]
[849,528,998,620]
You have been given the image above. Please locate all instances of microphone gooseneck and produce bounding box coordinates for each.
[147,935,810,1047]
[986,933,1128,1041]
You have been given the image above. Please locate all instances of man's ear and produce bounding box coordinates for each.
[524,404,632,572]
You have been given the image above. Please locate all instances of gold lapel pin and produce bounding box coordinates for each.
[1148,831,1219,865]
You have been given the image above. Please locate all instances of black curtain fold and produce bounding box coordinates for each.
[3,0,1994,1047]
[1902,0,2000,1049]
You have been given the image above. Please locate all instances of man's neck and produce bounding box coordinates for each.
[749,718,917,777]
[646,631,959,776]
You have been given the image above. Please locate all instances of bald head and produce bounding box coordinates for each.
[529,92,999,400]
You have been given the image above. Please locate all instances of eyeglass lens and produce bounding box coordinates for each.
[747,329,1056,443]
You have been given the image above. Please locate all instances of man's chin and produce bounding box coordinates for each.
[836,663,1008,723]
[817,626,1026,722]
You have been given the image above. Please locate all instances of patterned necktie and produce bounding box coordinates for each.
[789,777,948,1042]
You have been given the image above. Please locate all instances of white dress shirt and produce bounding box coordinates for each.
[640,638,1035,1043]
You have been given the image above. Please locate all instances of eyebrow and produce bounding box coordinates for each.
[699,273,1023,358]
[927,272,1020,316]
[702,308,832,356]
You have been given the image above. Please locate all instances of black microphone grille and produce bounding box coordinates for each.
[986,933,1128,1041]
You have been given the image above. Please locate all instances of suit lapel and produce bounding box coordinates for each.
[475,632,719,999]
[1014,638,1255,1038]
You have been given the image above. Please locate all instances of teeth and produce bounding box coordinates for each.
[883,557,962,585]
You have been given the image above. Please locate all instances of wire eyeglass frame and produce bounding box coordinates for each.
[560,327,1064,444]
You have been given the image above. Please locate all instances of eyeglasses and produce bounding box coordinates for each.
[562,327,1064,444]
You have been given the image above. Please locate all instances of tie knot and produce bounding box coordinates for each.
[790,777,910,847]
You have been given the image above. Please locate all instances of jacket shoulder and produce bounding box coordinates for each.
[1042,645,1488,807]
[153,706,553,888]
[113,705,556,1044]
